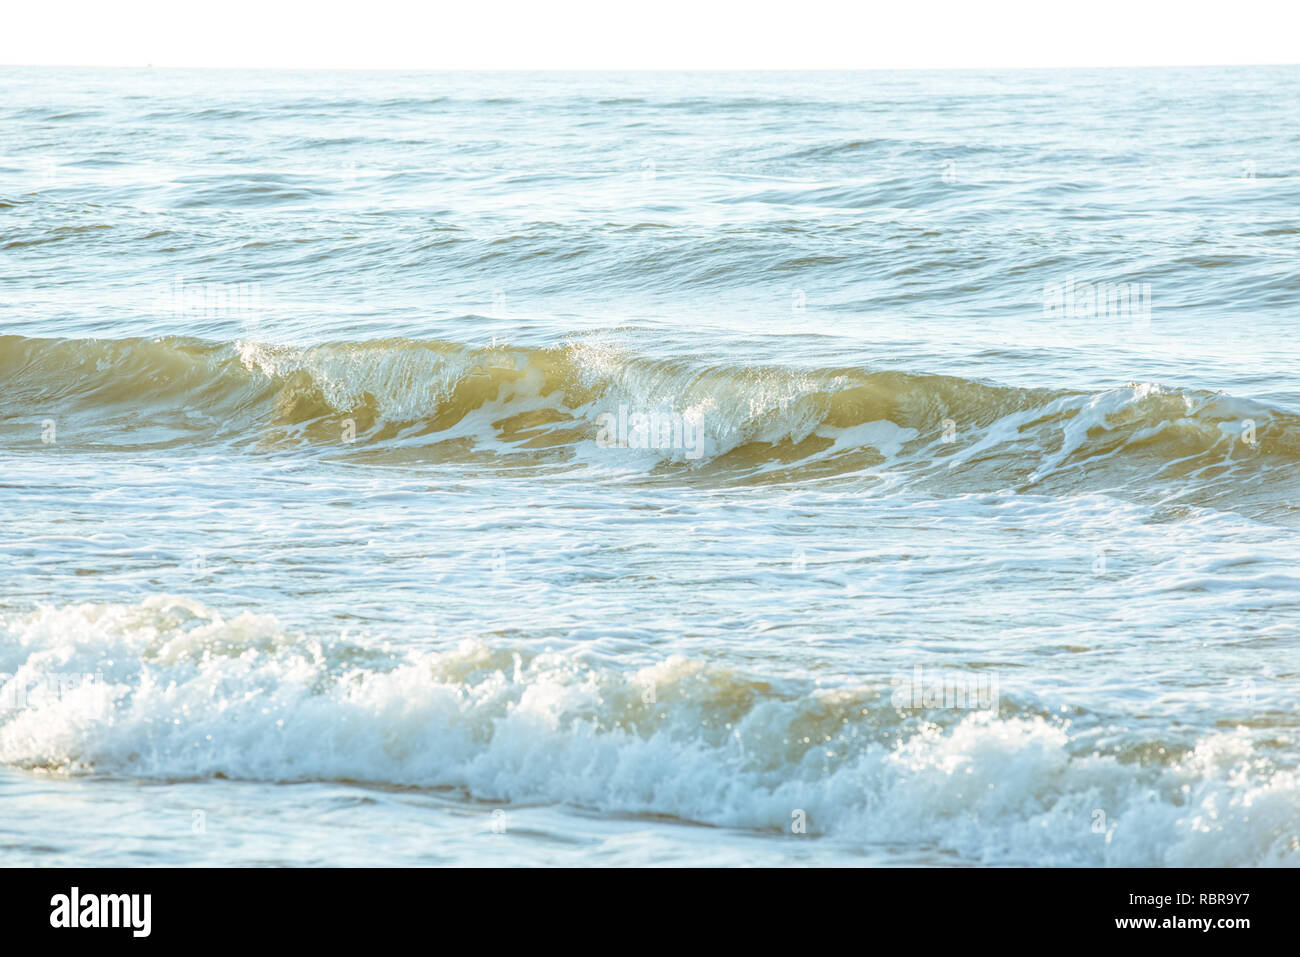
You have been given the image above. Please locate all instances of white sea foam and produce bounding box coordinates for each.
[2,597,1295,866]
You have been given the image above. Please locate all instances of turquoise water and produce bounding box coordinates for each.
[2,67,1299,865]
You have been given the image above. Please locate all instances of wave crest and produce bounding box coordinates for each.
[3,335,1296,506]
[2,596,1296,866]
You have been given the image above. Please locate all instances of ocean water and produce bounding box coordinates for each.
[2,66,1299,866]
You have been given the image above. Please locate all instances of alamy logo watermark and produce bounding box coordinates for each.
[595,405,706,460]
[1043,276,1151,325]
[151,277,264,329]
[0,672,107,711]
[50,887,151,938]
[890,665,1000,711]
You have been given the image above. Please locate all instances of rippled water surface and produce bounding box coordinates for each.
[2,67,1299,866]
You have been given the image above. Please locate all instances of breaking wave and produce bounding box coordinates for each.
[2,595,1297,866]
[3,334,1297,510]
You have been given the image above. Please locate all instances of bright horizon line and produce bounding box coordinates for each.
[4,0,1299,73]
[4,63,1299,72]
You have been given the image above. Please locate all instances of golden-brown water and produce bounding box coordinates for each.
[2,66,1299,865]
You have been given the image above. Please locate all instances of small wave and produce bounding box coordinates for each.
[780,139,889,160]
